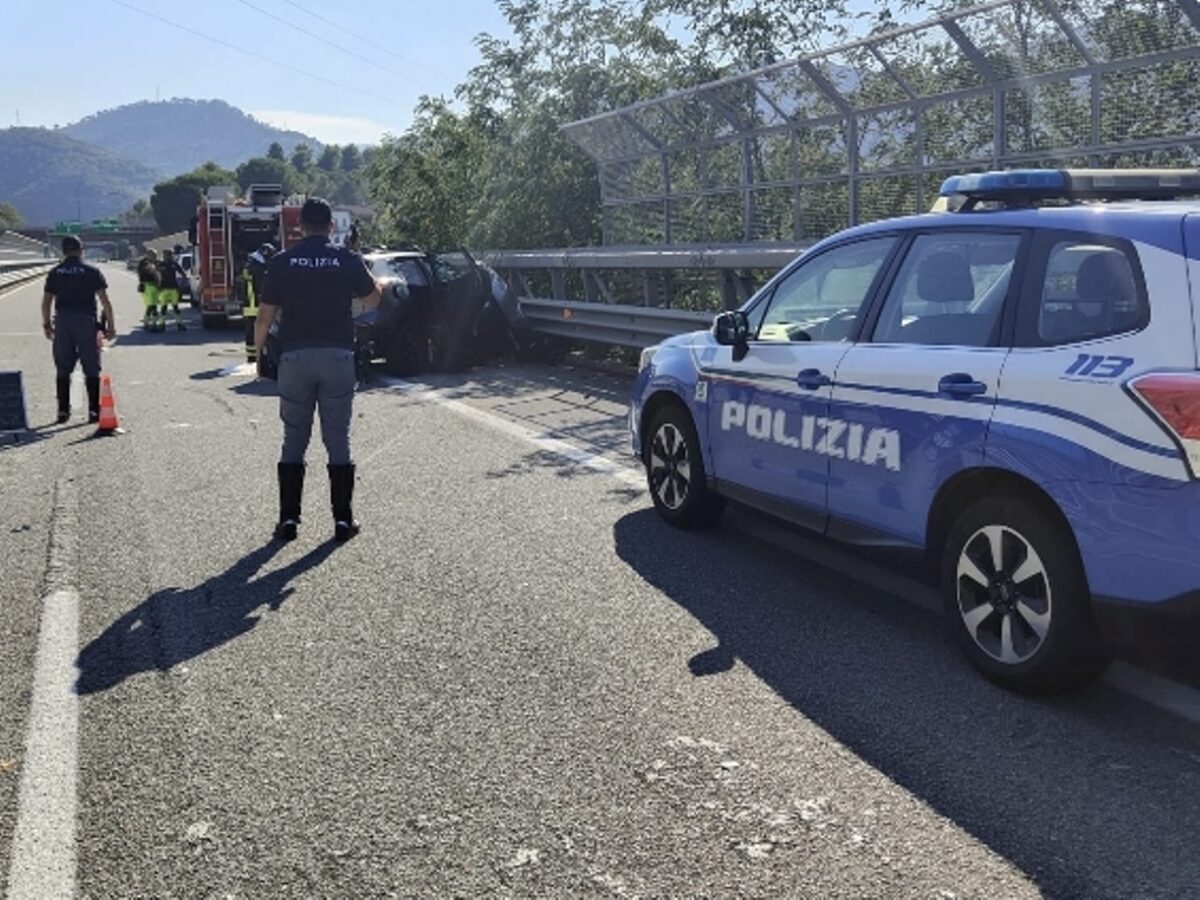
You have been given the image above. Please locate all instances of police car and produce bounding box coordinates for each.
[631,168,1200,692]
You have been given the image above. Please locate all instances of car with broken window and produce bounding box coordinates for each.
[357,247,531,376]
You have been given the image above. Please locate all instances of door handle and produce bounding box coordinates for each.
[796,368,831,390]
[938,373,988,398]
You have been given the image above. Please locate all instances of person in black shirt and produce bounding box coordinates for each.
[41,236,115,423]
[255,198,380,542]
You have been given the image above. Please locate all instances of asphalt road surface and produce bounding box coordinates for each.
[2,266,1200,899]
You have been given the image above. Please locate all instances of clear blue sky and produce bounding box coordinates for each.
[0,0,514,144]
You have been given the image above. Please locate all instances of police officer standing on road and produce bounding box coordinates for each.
[42,235,116,423]
[255,198,380,542]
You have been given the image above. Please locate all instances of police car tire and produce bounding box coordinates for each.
[942,496,1109,693]
[645,405,724,529]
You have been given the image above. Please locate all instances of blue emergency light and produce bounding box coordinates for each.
[939,168,1200,205]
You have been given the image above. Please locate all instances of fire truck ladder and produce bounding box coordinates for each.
[206,202,228,304]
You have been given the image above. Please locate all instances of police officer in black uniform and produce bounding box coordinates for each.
[255,198,380,542]
[41,235,116,423]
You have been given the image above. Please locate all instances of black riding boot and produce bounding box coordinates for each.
[85,376,101,423]
[328,463,360,542]
[275,463,305,541]
[55,376,71,424]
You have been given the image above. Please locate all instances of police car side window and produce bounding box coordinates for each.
[756,237,897,343]
[872,232,1019,347]
[1035,240,1147,345]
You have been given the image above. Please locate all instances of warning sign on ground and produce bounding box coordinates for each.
[0,372,29,433]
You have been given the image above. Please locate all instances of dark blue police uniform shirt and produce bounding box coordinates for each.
[44,259,107,315]
[263,236,375,351]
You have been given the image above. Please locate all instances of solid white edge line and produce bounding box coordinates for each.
[1101,662,1200,725]
[385,375,1200,725]
[6,477,80,900]
[5,589,80,900]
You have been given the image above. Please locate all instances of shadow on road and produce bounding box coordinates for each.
[0,420,86,452]
[111,319,239,348]
[613,508,1200,898]
[76,540,336,696]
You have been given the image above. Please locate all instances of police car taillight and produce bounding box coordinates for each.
[1129,373,1200,477]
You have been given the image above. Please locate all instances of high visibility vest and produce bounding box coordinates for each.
[243,268,258,317]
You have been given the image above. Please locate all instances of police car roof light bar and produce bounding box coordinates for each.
[940,168,1200,206]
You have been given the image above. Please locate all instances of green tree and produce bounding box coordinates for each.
[368,99,483,248]
[317,144,341,172]
[235,157,298,194]
[118,197,152,224]
[267,142,286,160]
[150,161,237,234]
[291,143,313,173]
[340,144,362,171]
[0,201,23,230]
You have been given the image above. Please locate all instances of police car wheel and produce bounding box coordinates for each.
[942,496,1108,693]
[645,406,723,529]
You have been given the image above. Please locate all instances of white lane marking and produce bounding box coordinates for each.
[376,377,644,490]
[6,591,80,900]
[220,363,257,378]
[383,376,1200,725]
[1102,662,1200,725]
[6,479,80,900]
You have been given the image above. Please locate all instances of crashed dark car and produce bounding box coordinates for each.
[355,248,531,376]
[260,247,531,381]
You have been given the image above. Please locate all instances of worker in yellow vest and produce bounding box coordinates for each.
[242,243,275,362]
[137,249,161,332]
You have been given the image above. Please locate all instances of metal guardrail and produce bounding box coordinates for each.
[519,298,712,349]
[0,262,53,291]
[485,243,806,312]
[484,244,805,348]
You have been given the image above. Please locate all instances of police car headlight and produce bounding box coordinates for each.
[639,345,660,372]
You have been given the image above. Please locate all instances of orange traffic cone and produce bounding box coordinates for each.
[96,374,120,435]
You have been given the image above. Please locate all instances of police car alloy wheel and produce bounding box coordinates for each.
[955,525,1050,666]
[645,405,724,528]
[942,496,1108,693]
[650,422,690,510]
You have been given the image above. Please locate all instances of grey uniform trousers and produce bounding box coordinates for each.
[53,312,101,378]
[277,347,355,465]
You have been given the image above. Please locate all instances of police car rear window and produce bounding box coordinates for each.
[1036,241,1147,345]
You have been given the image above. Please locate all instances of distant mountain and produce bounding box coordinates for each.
[0,128,160,225]
[63,99,321,175]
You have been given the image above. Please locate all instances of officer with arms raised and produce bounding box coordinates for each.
[42,235,115,423]
[255,198,380,542]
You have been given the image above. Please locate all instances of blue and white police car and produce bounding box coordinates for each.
[631,169,1200,692]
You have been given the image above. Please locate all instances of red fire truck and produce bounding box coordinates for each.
[195,183,303,329]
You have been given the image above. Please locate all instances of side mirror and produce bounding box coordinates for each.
[713,310,751,347]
